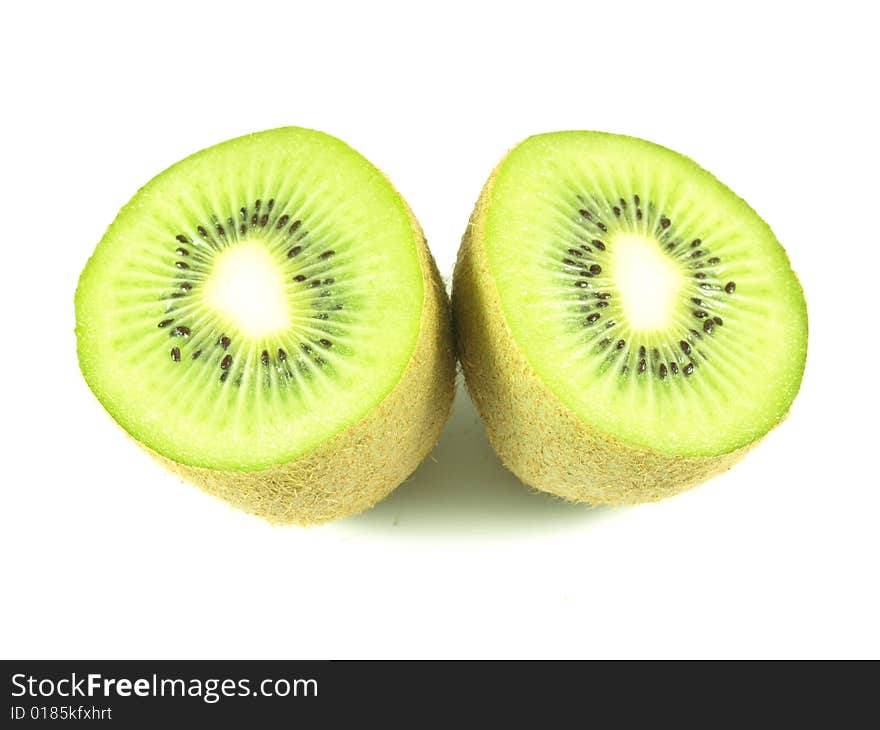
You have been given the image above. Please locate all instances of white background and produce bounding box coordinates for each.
[1,1,877,659]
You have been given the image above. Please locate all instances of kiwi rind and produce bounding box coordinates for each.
[452,147,795,505]
[151,207,454,524]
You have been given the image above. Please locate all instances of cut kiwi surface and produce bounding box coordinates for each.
[454,131,807,504]
[76,127,454,523]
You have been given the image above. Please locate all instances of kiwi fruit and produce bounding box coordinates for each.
[453,131,807,504]
[75,127,455,524]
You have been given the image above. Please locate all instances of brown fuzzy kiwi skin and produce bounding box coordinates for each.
[452,164,751,506]
[147,208,455,525]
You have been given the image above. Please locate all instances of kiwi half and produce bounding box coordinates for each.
[453,131,807,504]
[76,127,454,524]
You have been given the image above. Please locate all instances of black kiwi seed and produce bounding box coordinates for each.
[592,239,606,250]
[725,281,736,294]
[568,248,583,257]
[319,338,333,348]
[713,316,723,326]
[216,223,226,237]
[670,361,679,375]
[197,226,209,238]
[260,213,269,227]
[191,350,201,360]
[323,277,335,285]
[278,348,287,361]
[596,221,607,232]
[219,372,229,383]
[173,326,190,337]
[289,220,302,234]
[638,358,647,373]
[276,214,290,229]
[310,280,321,288]
[319,250,336,260]
[708,257,720,264]
[613,206,621,216]
[589,264,602,275]
[240,207,247,221]
[636,209,643,220]
[585,313,600,324]
[261,350,269,365]
[579,209,592,220]
[660,217,671,229]
[176,247,190,256]
[616,339,626,350]
[255,199,262,210]
[294,274,307,282]
[176,234,190,244]
[703,319,715,333]
[619,198,627,208]
[574,280,589,288]
[158,319,174,328]
[288,245,302,258]
[175,261,189,269]
[694,310,708,318]
[659,363,668,379]
[691,239,701,248]
[267,199,275,211]
[680,340,692,355]
[599,338,611,349]
[639,345,646,358]
[170,347,181,362]
[691,298,704,306]
[220,354,232,370]
[596,301,608,309]
[683,362,695,376]
[695,272,707,279]
[219,335,231,349]
[634,195,641,206]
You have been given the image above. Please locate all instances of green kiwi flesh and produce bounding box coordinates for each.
[76,127,455,523]
[453,131,807,504]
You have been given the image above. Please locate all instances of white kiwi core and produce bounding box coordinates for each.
[204,240,291,337]
[609,233,684,332]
